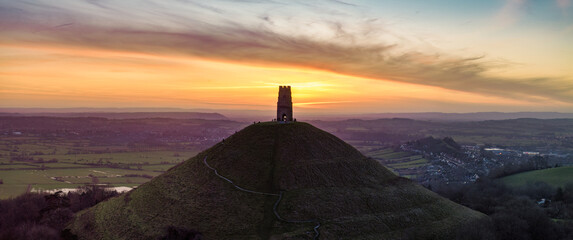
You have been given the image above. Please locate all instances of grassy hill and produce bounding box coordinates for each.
[67,122,487,239]
[500,166,573,188]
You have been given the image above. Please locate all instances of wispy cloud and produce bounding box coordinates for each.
[557,0,572,16]
[557,0,572,9]
[493,0,527,28]
[1,0,571,105]
[295,101,355,106]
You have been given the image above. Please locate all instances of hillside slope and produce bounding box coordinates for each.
[67,122,486,239]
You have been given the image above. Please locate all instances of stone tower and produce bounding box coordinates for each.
[277,86,293,122]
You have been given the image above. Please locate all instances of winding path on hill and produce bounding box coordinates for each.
[203,156,321,239]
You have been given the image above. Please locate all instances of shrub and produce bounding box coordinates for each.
[0,186,119,239]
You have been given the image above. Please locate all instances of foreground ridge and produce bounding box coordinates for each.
[203,156,321,239]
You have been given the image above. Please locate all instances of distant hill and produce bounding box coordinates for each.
[0,111,228,120]
[405,136,463,157]
[331,112,573,121]
[3,108,572,121]
[0,107,193,113]
[67,122,486,239]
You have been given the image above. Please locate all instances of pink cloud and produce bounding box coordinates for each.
[1,0,572,105]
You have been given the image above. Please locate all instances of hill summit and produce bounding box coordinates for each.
[67,122,486,239]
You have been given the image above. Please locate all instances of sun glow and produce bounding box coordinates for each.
[1,0,572,113]
[1,41,571,113]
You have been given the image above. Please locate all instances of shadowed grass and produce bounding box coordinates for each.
[67,122,487,239]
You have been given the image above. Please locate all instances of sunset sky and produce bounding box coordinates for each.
[1,0,572,114]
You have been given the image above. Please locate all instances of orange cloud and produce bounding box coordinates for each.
[1,0,572,113]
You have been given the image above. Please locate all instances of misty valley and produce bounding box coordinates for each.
[1,115,573,239]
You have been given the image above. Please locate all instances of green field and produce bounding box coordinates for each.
[0,149,200,199]
[369,149,412,159]
[0,166,162,198]
[500,166,573,188]
[363,148,428,179]
[388,157,428,168]
[0,117,243,199]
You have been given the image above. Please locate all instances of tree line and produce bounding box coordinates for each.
[0,186,118,240]
[0,186,203,240]
[434,179,573,240]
